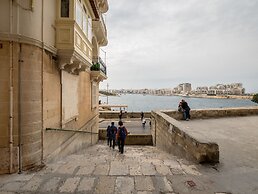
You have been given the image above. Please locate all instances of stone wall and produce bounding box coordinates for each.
[99,111,151,119]
[0,42,43,173]
[151,111,219,163]
[163,106,258,120]
[0,41,100,174]
[99,129,153,146]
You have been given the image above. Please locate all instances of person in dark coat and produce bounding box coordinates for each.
[109,122,117,149]
[181,99,191,120]
[106,125,111,146]
[141,112,144,120]
[119,110,123,121]
[116,121,129,154]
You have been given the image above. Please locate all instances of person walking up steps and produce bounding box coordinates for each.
[116,121,129,154]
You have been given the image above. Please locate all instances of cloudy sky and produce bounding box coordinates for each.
[100,0,258,93]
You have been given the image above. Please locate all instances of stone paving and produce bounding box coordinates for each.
[0,141,221,194]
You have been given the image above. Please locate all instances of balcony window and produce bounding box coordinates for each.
[61,0,69,17]
[76,0,92,42]
[83,6,88,36]
[88,17,92,42]
[76,0,82,28]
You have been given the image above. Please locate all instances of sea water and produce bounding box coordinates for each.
[99,94,257,112]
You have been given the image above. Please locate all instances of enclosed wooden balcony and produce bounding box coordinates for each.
[55,19,93,74]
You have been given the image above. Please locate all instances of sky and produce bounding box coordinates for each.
[100,0,258,93]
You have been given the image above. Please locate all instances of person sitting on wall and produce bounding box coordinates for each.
[178,99,191,121]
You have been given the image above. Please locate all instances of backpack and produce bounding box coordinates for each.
[110,126,117,136]
[119,127,126,140]
[107,126,111,137]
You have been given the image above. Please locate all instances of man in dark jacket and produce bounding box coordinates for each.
[109,122,117,149]
[181,99,191,120]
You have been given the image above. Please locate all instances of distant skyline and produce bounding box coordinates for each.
[100,0,258,93]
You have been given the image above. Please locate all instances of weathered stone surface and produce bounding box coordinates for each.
[115,177,134,194]
[151,111,219,163]
[56,163,78,174]
[20,176,42,191]
[129,162,142,176]
[76,165,95,175]
[40,177,61,192]
[155,164,172,175]
[137,192,153,194]
[0,182,25,191]
[109,161,129,175]
[94,176,116,194]
[93,163,109,175]
[135,176,155,191]
[140,163,156,176]
[181,164,201,175]
[77,177,95,192]
[59,177,80,193]
[155,177,173,192]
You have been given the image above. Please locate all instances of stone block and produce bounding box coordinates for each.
[135,176,155,191]
[59,177,80,193]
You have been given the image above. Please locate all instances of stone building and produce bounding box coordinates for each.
[0,0,108,174]
[173,83,192,94]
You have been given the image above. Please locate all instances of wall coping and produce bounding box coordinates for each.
[151,110,219,163]
[162,106,258,120]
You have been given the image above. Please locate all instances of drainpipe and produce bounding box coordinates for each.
[9,0,14,174]
[9,42,14,174]
[41,0,44,164]
[18,43,23,174]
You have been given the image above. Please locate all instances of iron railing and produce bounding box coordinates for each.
[91,57,107,75]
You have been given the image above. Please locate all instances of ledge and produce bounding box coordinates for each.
[151,111,219,163]
[162,106,258,120]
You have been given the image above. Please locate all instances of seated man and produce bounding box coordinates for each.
[178,99,191,121]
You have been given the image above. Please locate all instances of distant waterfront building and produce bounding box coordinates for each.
[195,86,209,94]
[173,83,192,94]
[195,83,245,96]
[0,0,109,174]
[183,83,192,94]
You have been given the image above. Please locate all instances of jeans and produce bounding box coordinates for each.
[117,138,125,153]
[184,109,190,120]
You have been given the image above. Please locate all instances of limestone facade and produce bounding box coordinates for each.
[0,0,108,174]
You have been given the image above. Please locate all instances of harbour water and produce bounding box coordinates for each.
[99,94,257,112]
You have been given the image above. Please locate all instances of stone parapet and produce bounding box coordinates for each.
[163,106,258,120]
[99,129,153,145]
[99,111,151,119]
[151,111,219,163]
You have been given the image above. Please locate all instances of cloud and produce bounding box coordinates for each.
[101,0,258,92]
